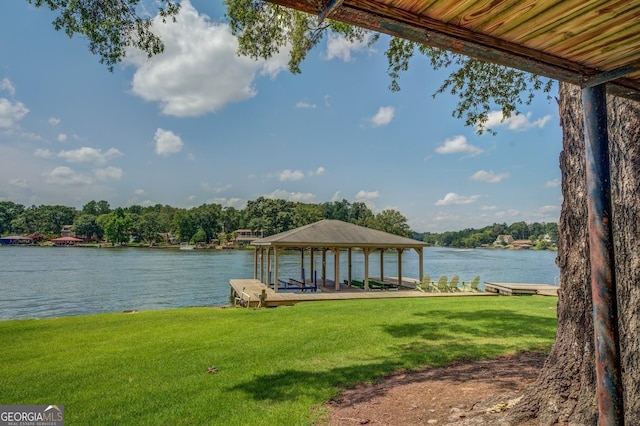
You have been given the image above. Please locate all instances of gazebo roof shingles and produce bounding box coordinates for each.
[252,219,427,248]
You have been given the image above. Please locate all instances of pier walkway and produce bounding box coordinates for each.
[230,278,497,308]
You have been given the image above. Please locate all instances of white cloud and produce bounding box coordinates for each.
[154,128,184,156]
[545,178,561,188]
[313,166,326,176]
[355,190,380,200]
[370,106,395,127]
[539,205,560,214]
[325,34,370,62]
[278,169,305,181]
[44,166,92,185]
[48,117,60,126]
[436,135,483,157]
[57,147,123,164]
[494,208,520,219]
[432,212,459,222]
[484,110,552,131]
[95,166,123,181]
[34,148,54,159]
[0,98,28,128]
[480,205,497,211]
[470,170,509,183]
[134,189,147,196]
[0,78,16,96]
[206,197,246,209]
[201,182,232,194]
[9,178,29,188]
[435,192,481,206]
[296,101,316,109]
[331,191,341,201]
[265,189,316,203]
[57,134,67,142]
[125,0,288,117]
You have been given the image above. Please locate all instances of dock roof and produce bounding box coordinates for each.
[252,219,427,249]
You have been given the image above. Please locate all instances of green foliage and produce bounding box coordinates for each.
[191,227,207,244]
[0,202,25,235]
[7,204,76,236]
[226,0,370,74]
[82,199,111,215]
[412,46,554,134]
[99,207,133,245]
[0,296,557,424]
[0,197,559,246]
[320,199,373,225]
[28,0,180,71]
[416,221,558,248]
[134,211,163,244]
[171,210,198,243]
[73,213,102,240]
[368,209,411,237]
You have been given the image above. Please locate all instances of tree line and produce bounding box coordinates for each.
[414,221,559,249]
[1,197,557,248]
[0,197,411,245]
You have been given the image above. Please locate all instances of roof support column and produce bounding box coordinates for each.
[274,246,280,293]
[363,248,372,291]
[322,248,327,287]
[417,247,424,282]
[379,249,384,280]
[310,248,315,285]
[300,248,305,282]
[333,247,341,291]
[348,248,353,285]
[583,83,624,425]
[397,248,404,286]
[260,247,265,284]
[266,247,272,289]
[253,246,258,280]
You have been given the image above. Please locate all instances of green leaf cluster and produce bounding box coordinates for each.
[28,0,180,71]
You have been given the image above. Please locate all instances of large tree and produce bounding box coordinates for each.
[27,1,640,423]
[504,83,640,425]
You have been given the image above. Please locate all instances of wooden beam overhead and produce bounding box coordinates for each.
[318,0,344,24]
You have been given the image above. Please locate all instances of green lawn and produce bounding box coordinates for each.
[0,296,557,425]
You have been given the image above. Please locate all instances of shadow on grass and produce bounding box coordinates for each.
[383,309,557,341]
[229,309,556,404]
[228,361,403,402]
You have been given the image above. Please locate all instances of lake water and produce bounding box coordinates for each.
[0,246,559,320]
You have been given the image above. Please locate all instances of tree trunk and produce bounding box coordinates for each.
[506,83,640,424]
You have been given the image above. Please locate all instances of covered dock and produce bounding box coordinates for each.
[0,235,33,245]
[249,219,428,292]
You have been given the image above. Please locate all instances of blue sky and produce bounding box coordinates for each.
[0,0,562,233]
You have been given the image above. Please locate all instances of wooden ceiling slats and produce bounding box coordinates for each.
[530,4,639,54]
[499,3,603,47]
[268,0,640,99]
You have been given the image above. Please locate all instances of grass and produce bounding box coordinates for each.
[0,296,557,425]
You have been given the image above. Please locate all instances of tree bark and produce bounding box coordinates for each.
[507,83,640,424]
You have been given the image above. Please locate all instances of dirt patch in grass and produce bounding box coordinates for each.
[326,352,546,425]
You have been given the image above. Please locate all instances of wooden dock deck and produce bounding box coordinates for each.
[230,278,495,308]
[484,282,559,296]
